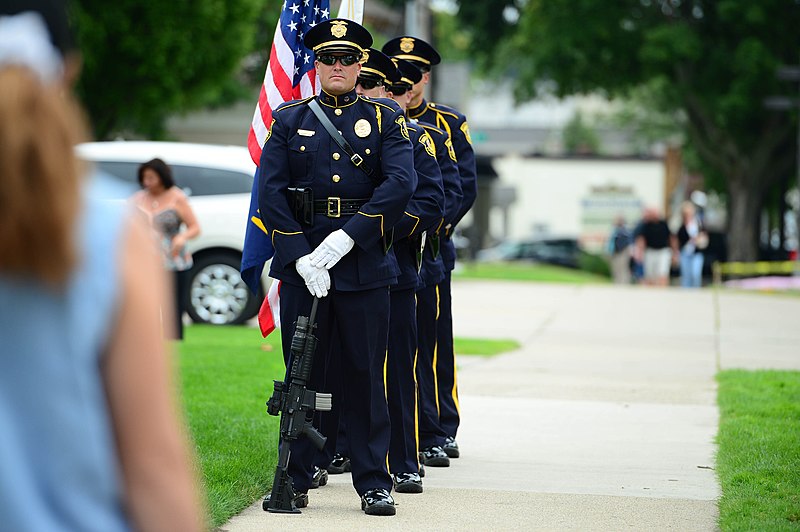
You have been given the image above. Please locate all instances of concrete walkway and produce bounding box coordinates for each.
[220,281,800,531]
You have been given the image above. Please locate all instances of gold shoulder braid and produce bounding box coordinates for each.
[374,104,382,133]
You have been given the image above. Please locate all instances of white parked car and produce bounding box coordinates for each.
[77,141,268,325]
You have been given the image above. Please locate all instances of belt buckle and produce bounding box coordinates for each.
[351,153,363,166]
[327,197,341,218]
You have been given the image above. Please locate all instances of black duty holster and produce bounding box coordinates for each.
[288,187,314,226]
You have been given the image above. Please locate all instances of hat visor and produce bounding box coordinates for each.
[314,43,363,55]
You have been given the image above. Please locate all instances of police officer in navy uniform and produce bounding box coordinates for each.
[390,58,464,468]
[383,36,477,459]
[359,50,445,493]
[258,19,416,516]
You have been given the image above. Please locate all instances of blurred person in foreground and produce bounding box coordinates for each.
[130,158,201,340]
[0,2,205,530]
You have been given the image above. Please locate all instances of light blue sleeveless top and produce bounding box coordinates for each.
[0,177,131,531]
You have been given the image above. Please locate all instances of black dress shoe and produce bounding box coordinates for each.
[393,472,423,494]
[419,446,450,467]
[443,436,460,458]
[327,453,351,474]
[361,488,396,516]
[310,466,328,489]
[262,489,308,511]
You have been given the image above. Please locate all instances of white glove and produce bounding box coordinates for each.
[295,254,330,298]
[309,229,355,269]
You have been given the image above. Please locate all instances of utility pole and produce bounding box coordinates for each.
[764,62,800,264]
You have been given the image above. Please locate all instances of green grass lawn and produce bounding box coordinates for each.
[177,324,520,527]
[454,261,610,284]
[716,369,800,531]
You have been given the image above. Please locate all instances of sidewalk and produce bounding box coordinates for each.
[220,281,800,531]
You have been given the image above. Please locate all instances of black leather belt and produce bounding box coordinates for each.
[313,197,369,218]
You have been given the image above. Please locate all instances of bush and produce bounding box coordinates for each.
[578,251,611,278]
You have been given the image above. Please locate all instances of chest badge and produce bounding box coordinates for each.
[354,119,371,138]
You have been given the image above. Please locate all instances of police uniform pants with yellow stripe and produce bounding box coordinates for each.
[435,271,460,438]
[278,282,393,496]
[415,283,448,450]
[387,287,420,474]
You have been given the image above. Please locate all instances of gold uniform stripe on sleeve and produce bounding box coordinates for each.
[356,211,384,236]
[403,211,420,237]
[270,229,303,246]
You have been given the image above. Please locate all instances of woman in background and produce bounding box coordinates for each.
[131,159,200,340]
[0,3,205,530]
[676,201,706,288]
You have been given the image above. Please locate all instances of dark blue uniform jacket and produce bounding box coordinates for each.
[258,89,416,291]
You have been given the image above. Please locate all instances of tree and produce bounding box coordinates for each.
[457,0,800,261]
[71,0,265,139]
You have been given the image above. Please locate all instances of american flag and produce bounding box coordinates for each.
[247,0,332,164]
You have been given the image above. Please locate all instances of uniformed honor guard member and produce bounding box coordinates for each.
[258,19,416,516]
[391,58,464,468]
[358,50,445,493]
[383,36,478,459]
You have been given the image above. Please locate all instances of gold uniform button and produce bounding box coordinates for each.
[333,153,341,160]
[300,146,306,152]
[365,148,371,155]
[332,175,341,183]
[335,109,342,116]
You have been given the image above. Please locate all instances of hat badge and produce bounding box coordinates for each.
[400,38,415,53]
[331,20,348,38]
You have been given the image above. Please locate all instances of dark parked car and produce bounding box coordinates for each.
[477,237,582,269]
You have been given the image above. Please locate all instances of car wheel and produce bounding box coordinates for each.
[186,252,261,325]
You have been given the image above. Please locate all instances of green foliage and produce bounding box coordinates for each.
[71,0,263,139]
[562,111,600,155]
[577,250,611,278]
[716,370,800,531]
[456,0,800,261]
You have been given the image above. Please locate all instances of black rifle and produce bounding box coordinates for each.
[263,297,331,513]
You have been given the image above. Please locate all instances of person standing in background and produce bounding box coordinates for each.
[131,158,201,340]
[635,206,675,287]
[0,2,205,530]
[676,201,706,288]
[607,214,633,285]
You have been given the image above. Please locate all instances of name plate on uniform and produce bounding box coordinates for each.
[297,129,316,137]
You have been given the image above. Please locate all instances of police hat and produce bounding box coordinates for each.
[382,36,441,70]
[359,48,396,83]
[391,57,422,86]
[304,18,372,56]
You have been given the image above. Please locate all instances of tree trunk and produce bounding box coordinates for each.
[726,177,763,263]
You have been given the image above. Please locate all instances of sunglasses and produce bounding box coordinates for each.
[357,77,383,90]
[317,54,360,66]
[389,83,411,96]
